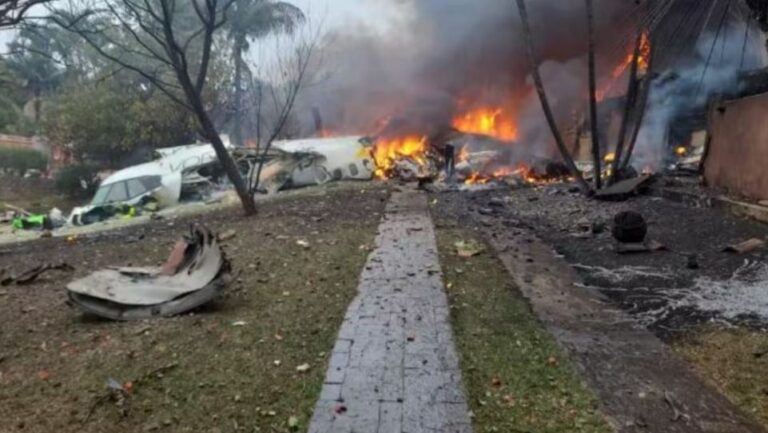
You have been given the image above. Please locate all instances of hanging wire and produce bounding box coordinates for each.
[695,0,734,98]
[740,10,753,70]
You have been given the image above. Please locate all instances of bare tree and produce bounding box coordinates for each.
[620,42,656,172]
[51,0,258,215]
[585,0,603,190]
[610,30,643,184]
[515,0,592,194]
[245,20,321,194]
[0,0,50,28]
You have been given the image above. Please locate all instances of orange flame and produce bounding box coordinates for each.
[597,31,651,101]
[372,135,429,179]
[316,129,337,138]
[452,107,518,141]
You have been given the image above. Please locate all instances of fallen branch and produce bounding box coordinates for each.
[0,262,74,286]
[83,362,179,424]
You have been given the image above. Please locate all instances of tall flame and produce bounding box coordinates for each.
[452,107,518,141]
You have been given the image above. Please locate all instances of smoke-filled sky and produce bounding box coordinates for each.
[294,0,635,141]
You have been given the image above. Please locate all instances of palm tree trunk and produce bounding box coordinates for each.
[610,30,643,184]
[232,36,246,147]
[586,0,602,190]
[515,0,592,194]
[621,42,656,171]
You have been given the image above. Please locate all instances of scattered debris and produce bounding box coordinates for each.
[454,240,485,258]
[296,363,311,373]
[0,262,74,286]
[67,226,231,320]
[612,211,648,243]
[594,174,656,201]
[85,363,178,423]
[664,391,690,422]
[723,238,765,254]
[615,240,668,254]
[218,229,237,242]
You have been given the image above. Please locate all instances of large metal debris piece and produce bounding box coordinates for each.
[594,174,656,201]
[67,226,231,321]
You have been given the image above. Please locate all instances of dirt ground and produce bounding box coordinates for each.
[0,185,388,433]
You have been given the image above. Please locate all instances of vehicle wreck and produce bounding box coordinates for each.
[66,226,230,321]
[69,141,232,226]
[66,136,375,226]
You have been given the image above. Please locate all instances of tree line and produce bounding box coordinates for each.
[0,0,312,214]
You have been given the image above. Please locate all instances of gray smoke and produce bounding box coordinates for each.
[635,24,766,169]
[296,1,765,167]
[298,1,628,142]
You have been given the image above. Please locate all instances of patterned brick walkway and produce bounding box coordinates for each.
[308,191,473,433]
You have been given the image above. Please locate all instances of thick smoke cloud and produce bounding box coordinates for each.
[636,24,766,168]
[299,1,630,140]
[297,0,763,168]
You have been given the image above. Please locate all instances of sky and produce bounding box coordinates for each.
[0,0,404,53]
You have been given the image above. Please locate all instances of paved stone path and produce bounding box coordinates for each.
[308,191,473,433]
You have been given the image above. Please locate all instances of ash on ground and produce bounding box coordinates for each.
[433,181,768,336]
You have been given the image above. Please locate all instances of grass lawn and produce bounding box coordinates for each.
[0,186,388,433]
[673,327,768,428]
[435,228,612,433]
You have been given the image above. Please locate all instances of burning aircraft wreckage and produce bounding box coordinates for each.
[10,0,768,326]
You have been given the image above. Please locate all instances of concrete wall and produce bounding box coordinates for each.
[0,134,35,150]
[704,92,768,201]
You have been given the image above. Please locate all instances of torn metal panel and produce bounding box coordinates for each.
[69,141,231,226]
[67,226,230,320]
[237,136,376,194]
[271,136,375,183]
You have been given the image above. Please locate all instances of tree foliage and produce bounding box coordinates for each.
[53,163,100,198]
[43,82,197,168]
[0,148,47,175]
[227,0,304,145]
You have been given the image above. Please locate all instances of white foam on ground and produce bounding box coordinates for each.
[673,260,768,320]
[573,264,674,284]
[575,261,768,326]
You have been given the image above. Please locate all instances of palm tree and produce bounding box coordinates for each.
[7,23,68,123]
[227,0,304,146]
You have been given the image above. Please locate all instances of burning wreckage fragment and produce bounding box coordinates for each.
[66,136,375,226]
[66,226,230,320]
[370,128,573,187]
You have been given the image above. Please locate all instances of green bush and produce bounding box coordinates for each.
[54,163,100,199]
[0,148,47,175]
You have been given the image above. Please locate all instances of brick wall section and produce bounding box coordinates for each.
[704,92,768,201]
[0,134,36,150]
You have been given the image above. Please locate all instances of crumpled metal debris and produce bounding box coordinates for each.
[67,226,231,320]
[723,238,765,254]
